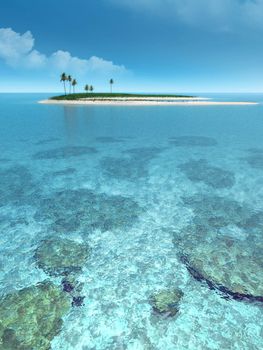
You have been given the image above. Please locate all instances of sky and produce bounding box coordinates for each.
[0,0,263,93]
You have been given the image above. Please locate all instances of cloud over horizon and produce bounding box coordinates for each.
[0,28,128,76]
[110,0,263,32]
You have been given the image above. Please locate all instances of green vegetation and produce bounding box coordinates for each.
[72,79,77,93]
[60,72,68,95]
[57,72,193,99]
[68,75,72,94]
[84,84,94,92]
[51,92,194,100]
[60,73,78,95]
[109,78,114,93]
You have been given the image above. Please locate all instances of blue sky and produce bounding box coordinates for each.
[0,0,263,93]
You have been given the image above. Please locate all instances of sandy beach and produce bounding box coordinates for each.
[39,98,258,106]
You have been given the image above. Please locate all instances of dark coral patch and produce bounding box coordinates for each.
[101,147,165,181]
[72,296,85,307]
[0,165,36,206]
[182,194,251,228]
[242,154,263,169]
[34,137,60,145]
[100,157,148,180]
[32,146,97,160]
[122,147,164,161]
[34,189,144,232]
[179,159,235,189]
[170,136,217,147]
[35,237,90,277]
[52,167,76,176]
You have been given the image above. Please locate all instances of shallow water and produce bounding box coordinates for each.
[0,93,263,349]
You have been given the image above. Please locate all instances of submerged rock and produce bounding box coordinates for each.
[170,136,217,147]
[34,189,144,232]
[72,296,85,307]
[179,159,235,189]
[0,281,71,350]
[32,146,97,160]
[176,194,263,302]
[151,289,183,317]
[179,235,263,301]
[35,238,90,277]
[0,165,36,206]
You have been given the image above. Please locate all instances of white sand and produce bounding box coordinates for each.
[39,98,258,106]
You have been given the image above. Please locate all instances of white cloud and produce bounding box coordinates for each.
[50,50,90,73]
[0,28,34,66]
[86,56,126,74]
[110,0,263,31]
[25,50,47,68]
[0,27,128,75]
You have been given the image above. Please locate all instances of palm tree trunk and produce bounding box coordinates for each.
[63,81,66,95]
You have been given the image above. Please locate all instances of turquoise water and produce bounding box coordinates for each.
[0,93,263,349]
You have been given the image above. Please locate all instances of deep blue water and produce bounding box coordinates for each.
[0,93,263,350]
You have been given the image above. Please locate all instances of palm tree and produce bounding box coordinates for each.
[68,75,72,94]
[109,78,114,93]
[60,72,68,95]
[72,79,77,93]
[90,85,94,92]
[84,84,89,92]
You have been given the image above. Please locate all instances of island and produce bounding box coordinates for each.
[39,93,258,106]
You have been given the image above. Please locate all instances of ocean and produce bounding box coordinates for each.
[0,93,263,350]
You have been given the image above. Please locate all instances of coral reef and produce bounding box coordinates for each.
[170,136,217,147]
[242,154,263,169]
[32,146,97,160]
[34,137,60,145]
[34,189,144,232]
[100,157,148,180]
[101,147,164,181]
[0,165,36,206]
[0,281,71,350]
[122,147,164,161]
[35,238,90,277]
[241,148,263,169]
[176,194,263,302]
[150,289,183,317]
[182,194,252,228]
[179,159,235,189]
[52,167,76,176]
